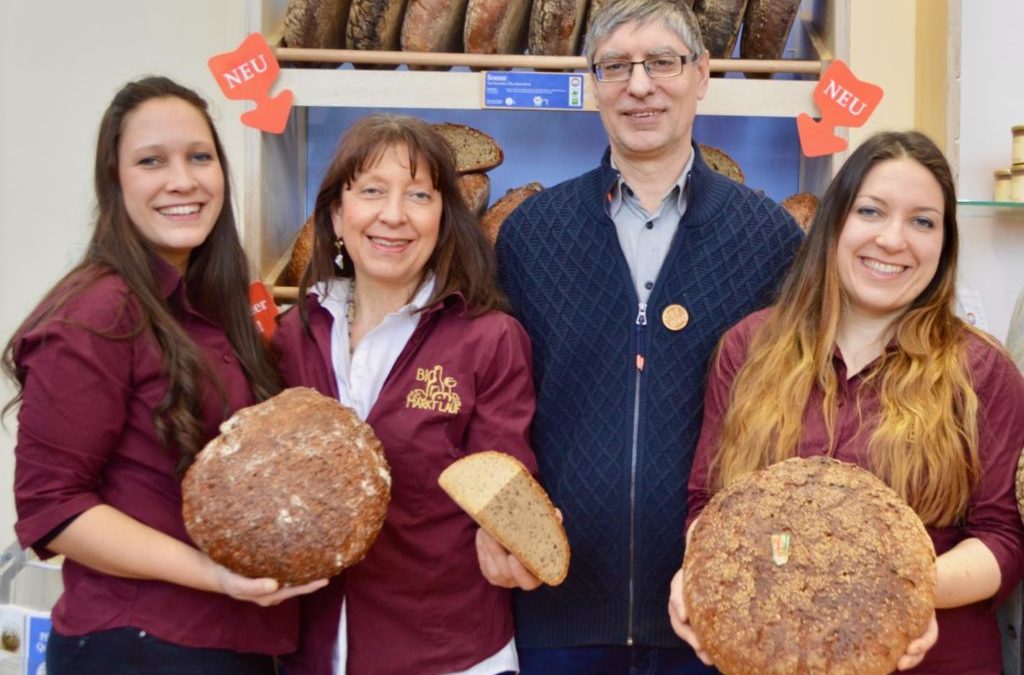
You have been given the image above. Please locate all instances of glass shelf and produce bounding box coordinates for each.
[957,200,1024,220]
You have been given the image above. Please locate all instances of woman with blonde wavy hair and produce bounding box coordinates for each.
[669,130,1024,674]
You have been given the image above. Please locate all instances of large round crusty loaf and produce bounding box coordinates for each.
[699,144,744,183]
[347,0,409,52]
[438,451,569,586]
[528,0,588,56]
[693,0,747,59]
[432,122,504,173]
[685,456,935,675]
[401,0,469,56]
[457,172,490,216]
[282,0,352,48]
[740,0,800,78]
[781,192,819,232]
[481,182,544,244]
[464,0,532,55]
[182,387,391,585]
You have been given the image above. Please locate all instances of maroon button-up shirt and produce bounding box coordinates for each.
[688,309,1024,674]
[274,294,537,675]
[12,259,298,655]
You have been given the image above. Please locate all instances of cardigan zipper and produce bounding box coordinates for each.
[627,301,647,645]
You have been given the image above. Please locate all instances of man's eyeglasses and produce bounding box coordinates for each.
[591,54,698,83]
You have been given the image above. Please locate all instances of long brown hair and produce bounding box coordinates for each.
[298,113,505,323]
[710,131,984,526]
[2,76,279,471]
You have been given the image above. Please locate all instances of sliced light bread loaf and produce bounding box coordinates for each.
[439,451,569,586]
[699,143,744,183]
[432,122,504,172]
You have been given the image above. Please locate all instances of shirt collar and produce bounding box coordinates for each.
[151,252,185,300]
[606,150,695,218]
[314,274,437,322]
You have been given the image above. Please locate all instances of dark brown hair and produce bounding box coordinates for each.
[3,76,279,472]
[298,113,504,321]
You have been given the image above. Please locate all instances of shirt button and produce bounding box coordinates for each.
[645,221,654,230]
[644,281,654,290]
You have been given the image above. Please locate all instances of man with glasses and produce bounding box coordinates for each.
[489,0,803,673]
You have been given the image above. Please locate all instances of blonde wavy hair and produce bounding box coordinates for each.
[709,131,987,527]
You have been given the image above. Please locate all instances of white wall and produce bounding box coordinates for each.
[954,0,1024,342]
[0,2,247,544]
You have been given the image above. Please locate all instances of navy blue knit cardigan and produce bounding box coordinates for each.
[496,144,804,649]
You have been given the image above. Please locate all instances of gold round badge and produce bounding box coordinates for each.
[662,304,689,331]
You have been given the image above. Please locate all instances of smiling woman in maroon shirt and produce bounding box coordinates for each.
[2,76,324,675]
[669,131,1024,674]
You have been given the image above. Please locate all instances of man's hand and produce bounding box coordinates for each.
[475,528,543,590]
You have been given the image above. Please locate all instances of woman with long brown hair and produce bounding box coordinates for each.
[275,113,539,674]
[669,130,1024,673]
[3,76,324,674]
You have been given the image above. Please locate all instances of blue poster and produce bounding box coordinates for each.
[483,72,585,111]
[23,613,49,675]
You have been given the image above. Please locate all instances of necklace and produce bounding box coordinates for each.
[345,277,356,354]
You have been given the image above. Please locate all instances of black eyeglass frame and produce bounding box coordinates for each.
[590,53,700,82]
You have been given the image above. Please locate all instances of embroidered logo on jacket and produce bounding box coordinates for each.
[406,366,462,414]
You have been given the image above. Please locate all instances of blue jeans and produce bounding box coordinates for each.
[46,626,276,675]
[517,645,717,675]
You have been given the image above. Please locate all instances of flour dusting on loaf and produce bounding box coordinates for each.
[183,387,391,585]
[439,451,569,585]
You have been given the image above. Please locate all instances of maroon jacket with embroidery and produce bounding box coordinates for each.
[274,293,537,675]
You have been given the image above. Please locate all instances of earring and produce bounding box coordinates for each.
[334,238,345,271]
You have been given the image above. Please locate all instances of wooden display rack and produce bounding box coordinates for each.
[245,0,850,302]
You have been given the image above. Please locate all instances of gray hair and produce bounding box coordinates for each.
[583,0,706,67]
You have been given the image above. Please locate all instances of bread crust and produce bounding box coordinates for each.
[685,456,935,675]
[347,0,410,51]
[740,0,800,79]
[693,0,747,58]
[432,122,504,173]
[481,182,544,244]
[528,0,588,56]
[283,0,353,48]
[182,388,392,585]
[464,0,532,54]
[401,0,470,54]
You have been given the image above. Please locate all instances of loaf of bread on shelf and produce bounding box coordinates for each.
[528,0,588,56]
[182,387,391,585]
[432,122,504,172]
[400,0,470,56]
[481,182,544,244]
[438,451,570,586]
[457,172,491,216]
[464,0,532,55]
[740,0,800,78]
[286,215,316,287]
[780,191,819,232]
[693,0,747,59]
[685,456,935,675]
[282,0,353,49]
[698,144,744,183]
[347,0,410,52]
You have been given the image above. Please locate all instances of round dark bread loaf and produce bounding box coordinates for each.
[740,0,801,78]
[685,456,935,675]
[781,192,819,232]
[464,0,531,55]
[182,387,391,585]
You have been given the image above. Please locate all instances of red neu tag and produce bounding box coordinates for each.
[797,60,884,158]
[208,32,294,134]
[249,281,279,342]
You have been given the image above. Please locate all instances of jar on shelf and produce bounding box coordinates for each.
[1011,164,1024,203]
[995,169,1012,202]
[1014,125,1024,165]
